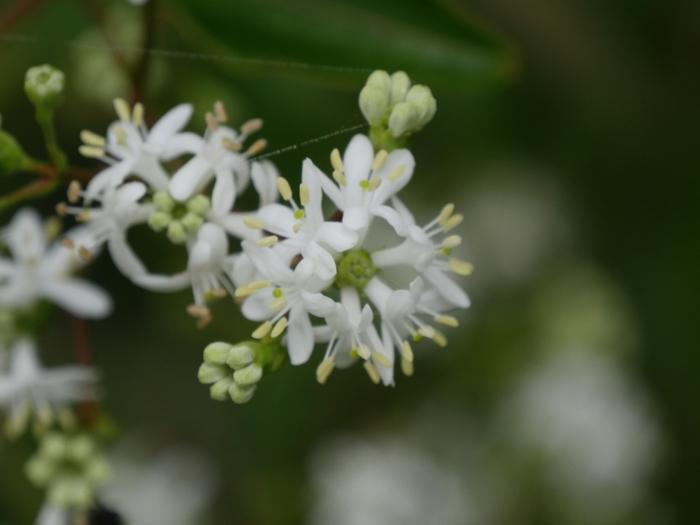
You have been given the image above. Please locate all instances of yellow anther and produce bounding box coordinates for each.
[79,145,104,159]
[271,317,288,338]
[276,177,293,201]
[363,361,381,384]
[223,138,243,152]
[418,325,435,339]
[356,345,371,360]
[256,235,278,247]
[330,148,344,173]
[113,98,130,122]
[113,126,127,145]
[442,213,463,232]
[401,358,414,377]
[332,170,347,186]
[241,118,263,135]
[388,165,405,182]
[131,103,144,126]
[67,180,82,203]
[80,130,105,147]
[372,351,392,368]
[316,357,335,385]
[205,112,218,130]
[400,341,414,363]
[234,280,269,298]
[76,210,90,223]
[252,321,273,339]
[442,235,462,249]
[367,177,382,191]
[246,138,267,156]
[187,304,212,329]
[438,203,455,226]
[432,330,448,348]
[60,236,75,249]
[78,246,92,263]
[55,202,67,217]
[243,216,265,230]
[448,259,474,276]
[299,184,310,207]
[372,149,388,172]
[214,101,228,123]
[434,314,459,328]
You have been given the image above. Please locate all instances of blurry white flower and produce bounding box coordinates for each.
[102,445,217,525]
[0,208,111,318]
[310,437,473,525]
[498,348,660,522]
[0,339,97,437]
[36,503,71,525]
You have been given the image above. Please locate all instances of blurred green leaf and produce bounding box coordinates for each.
[170,0,515,89]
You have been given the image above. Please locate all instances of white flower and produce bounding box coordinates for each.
[256,159,358,280]
[236,241,335,364]
[313,134,415,236]
[372,198,471,308]
[36,503,71,525]
[0,339,97,437]
[81,100,199,201]
[0,208,111,318]
[102,445,216,525]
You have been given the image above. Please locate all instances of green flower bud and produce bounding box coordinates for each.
[25,457,54,486]
[233,363,263,386]
[405,85,437,129]
[187,194,210,215]
[359,85,390,127]
[42,433,68,459]
[203,341,233,364]
[68,435,95,462]
[210,376,234,401]
[226,343,255,369]
[85,458,110,484]
[148,211,171,232]
[388,101,421,138]
[198,362,228,384]
[48,477,73,506]
[153,191,175,212]
[0,129,32,175]
[229,382,256,404]
[167,221,188,244]
[390,71,411,104]
[24,65,65,110]
[336,249,378,290]
[65,478,92,509]
[365,70,391,91]
[181,212,204,233]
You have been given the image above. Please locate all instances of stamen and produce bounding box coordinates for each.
[442,213,463,232]
[448,259,474,276]
[270,296,287,311]
[113,98,131,122]
[252,321,273,339]
[246,138,267,156]
[208,288,228,299]
[67,180,82,203]
[214,101,228,123]
[330,148,344,173]
[131,103,144,126]
[113,126,127,145]
[271,317,287,338]
[241,118,263,135]
[388,165,405,182]
[401,358,414,376]
[299,184,310,206]
[80,130,105,147]
[316,357,335,384]
[205,112,219,131]
[60,237,75,249]
[187,304,212,329]
[79,145,105,159]
[438,203,455,225]
[418,325,435,339]
[78,246,92,262]
[432,330,448,348]
[276,177,293,201]
[400,341,414,363]
[55,202,67,216]
[434,314,459,328]
[76,210,90,223]
[356,345,371,360]
[223,138,243,152]
[243,217,265,230]
[367,177,382,191]
[372,150,388,171]
[234,280,270,298]
[441,235,462,249]
[372,351,392,368]
[332,170,347,186]
[256,235,278,247]
[363,361,381,384]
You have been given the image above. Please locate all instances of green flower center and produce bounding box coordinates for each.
[335,249,378,290]
[147,192,210,244]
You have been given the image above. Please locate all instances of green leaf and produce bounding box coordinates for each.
[168,0,515,90]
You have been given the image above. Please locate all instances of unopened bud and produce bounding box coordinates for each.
[166,221,188,244]
[359,85,390,126]
[203,341,233,364]
[24,65,65,110]
[229,382,256,404]
[388,101,421,138]
[226,343,255,369]
[389,71,411,104]
[233,363,263,386]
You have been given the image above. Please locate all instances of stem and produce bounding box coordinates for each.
[70,316,100,426]
[0,176,58,213]
[35,107,67,172]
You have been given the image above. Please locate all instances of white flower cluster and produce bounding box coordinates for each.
[58,91,471,393]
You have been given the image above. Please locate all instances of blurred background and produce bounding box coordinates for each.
[1,0,699,523]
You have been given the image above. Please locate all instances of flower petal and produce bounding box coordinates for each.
[161,132,203,161]
[287,304,314,365]
[169,156,212,202]
[424,267,470,309]
[316,222,358,252]
[148,103,193,147]
[211,167,236,216]
[371,149,415,207]
[251,161,279,205]
[42,277,112,318]
[342,134,374,205]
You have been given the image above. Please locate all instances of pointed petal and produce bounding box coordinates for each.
[84,161,133,202]
[169,156,212,202]
[316,222,358,252]
[161,132,203,161]
[5,208,45,261]
[257,204,296,238]
[371,149,415,207]
[42,278,112,318]
[342,134,374,205]
[148,104,193,147]
[287,304,314,365]
[424,267,470,308]
[251,161,279,205]
[211,167,236,216]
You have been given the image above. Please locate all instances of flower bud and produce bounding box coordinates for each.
[187,194,210,215]
[24,65,65,110]
[365,70,391,91]
[233,363,263,386]
[167,221,188,244]
[203,341,233,364]
[25,457,54,486]
[68,435,95,462]
[229,382,256,404]
[210,376,234,401]
[359,85,390,127]
[198,363,228,384]
[85,457,110,484]
[42,433,68,459]
[148,211,171,232]
[405,85,437,129]
[181,212,204,233]
[153,191,174,212]
[388,101,421,138]
[390,71,411,104]
[226,343,255,369]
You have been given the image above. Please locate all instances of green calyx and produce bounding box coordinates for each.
[148,192,210,244]
[359,70,437,151]
[335,249,378,290]
[25,431,109,511]
[198,340,286,405]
